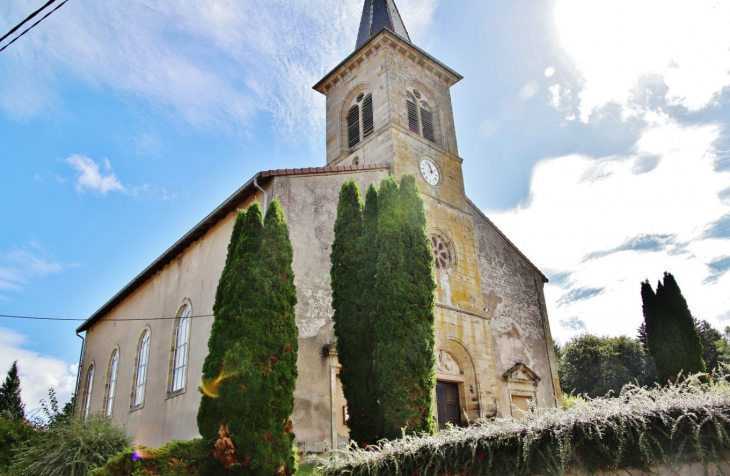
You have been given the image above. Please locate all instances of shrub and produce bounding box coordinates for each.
[317,373,730,476]
[0,412,33,470]
[10,414,129,476]
[90,439,219,476]
[92,441,301,476]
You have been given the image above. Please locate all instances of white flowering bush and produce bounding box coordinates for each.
[317,373,730,476]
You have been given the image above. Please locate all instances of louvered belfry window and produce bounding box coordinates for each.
[362,94,374,138]
[407,93,419,133]
[348,105,360,148]
[347,91,374,149]
[421,102,435,142]
[406,88,437,143]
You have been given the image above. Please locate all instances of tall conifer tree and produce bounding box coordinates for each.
[330,180,380,445]
[198,203,263,447]
[356,183,380,443]
[199,199,298,475]
[239,198,299,475]
[373,175,436,439]
[0,361,24,418]
[661,273,706,375]
[642,273,706,384]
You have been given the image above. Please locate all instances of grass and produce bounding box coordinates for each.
[296,463,316,476]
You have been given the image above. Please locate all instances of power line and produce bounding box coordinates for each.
[0,0,70,53]
[0,313,215,322]
[0,0,57,44]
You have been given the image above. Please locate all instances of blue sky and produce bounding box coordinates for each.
[1,0,728,411]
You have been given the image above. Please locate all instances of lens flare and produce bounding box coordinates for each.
[200,363,238,399]
[132,446,150,460]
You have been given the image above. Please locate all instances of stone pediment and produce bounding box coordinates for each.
[503,363,540,383]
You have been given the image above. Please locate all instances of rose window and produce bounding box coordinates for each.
[430,235,452,271]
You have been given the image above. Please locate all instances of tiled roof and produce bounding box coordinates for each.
[261,163,389,178]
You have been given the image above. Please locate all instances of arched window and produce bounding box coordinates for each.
[170,306,191,394]
[347,91,374,148]
[104,350,119,417]
[82,364,94,419]
[405,88,436,143]
[131,330,150,410]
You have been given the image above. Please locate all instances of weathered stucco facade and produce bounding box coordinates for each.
[75,0,560,453]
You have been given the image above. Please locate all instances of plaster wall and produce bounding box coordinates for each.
[271,169,389,451]
[79,191,261,447]
[79,168,389,451]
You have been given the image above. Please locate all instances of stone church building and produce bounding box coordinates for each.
[75,0,561,452]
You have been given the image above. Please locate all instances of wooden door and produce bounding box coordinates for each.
[436,381,461,430]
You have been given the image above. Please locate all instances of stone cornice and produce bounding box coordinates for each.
[313,28,463,95]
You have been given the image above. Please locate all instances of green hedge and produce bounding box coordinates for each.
[317,374,730,476]
[90,439,220,476]
[93,441,302,476]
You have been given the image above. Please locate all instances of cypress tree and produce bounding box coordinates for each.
[197,204,263,457]
[642,273,706,385]
[233,198,298,475]
[662,273,706,376]
[0,361,24,419]
[330,180,381,446]
[373,174,436,439]
[356,183,380,443]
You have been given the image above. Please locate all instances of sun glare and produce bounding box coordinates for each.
[554,0,730,120]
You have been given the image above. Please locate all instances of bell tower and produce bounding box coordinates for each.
[314,0,503,424]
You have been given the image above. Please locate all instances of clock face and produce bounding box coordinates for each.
[420,159,440,186]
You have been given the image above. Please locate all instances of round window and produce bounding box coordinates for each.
[431,235,453,271]
[413,89,422,99]
[356,93,365,102]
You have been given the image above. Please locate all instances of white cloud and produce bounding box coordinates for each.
[0,242,66,295]
[553,0,730,120]
[65,155,126,195]
[0,327,77,413]
[487,117,730,343]
[0,0,439,144]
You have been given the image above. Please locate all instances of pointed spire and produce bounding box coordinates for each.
[355,0,411,50]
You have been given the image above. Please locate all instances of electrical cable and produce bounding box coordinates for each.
[0,313,215,322]
[0,0,70,53]
[0,0,57,44]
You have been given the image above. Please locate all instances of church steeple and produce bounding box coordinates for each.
[355,0,410,50]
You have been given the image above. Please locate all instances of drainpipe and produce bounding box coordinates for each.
[73,331,86,416]
[253,174,268,216]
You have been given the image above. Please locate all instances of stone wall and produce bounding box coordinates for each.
[468,201,561,417]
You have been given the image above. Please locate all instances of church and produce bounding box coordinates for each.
[74,0,561,454]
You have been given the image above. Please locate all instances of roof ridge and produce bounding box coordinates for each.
[260,162,390,178]
[465,197,548,283]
